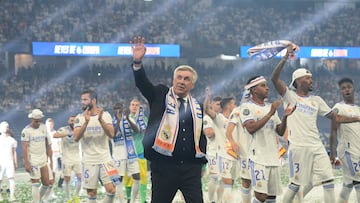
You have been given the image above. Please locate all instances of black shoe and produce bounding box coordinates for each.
[58,177,64,188]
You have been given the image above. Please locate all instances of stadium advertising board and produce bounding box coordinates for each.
[32,42,180,57]
[240,46,360,59]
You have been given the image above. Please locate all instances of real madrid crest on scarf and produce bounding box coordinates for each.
[153,87,205,158]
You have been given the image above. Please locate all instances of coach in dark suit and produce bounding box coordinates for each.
[130,36,207,203]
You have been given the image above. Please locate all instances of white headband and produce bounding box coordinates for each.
[245,76,267,90]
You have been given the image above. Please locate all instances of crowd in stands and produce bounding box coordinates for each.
[1,0,360,139]
[1,58,360,114]
[1,0,360,57]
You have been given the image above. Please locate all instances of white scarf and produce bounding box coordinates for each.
[134,106,147,131]
[153,87,205,157]
[247,40,299,61]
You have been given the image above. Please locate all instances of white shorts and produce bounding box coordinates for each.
[0,161,15,179]
[52,153,62,172]
[288,145,334,186]
[83,161,120,189]
[341,151,360,184]
[114,159,140,177]
[63,162,82,177]
[219,156,237,179]
[29,163,54,180]
[249,160,282,196]
[207,154,220,175]
[238,157,251,180]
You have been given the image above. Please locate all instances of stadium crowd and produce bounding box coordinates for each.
[0,0,359,113]
[1,59,360,114]
[1,0,360,57]
[1,1,360,202]
[0,0,359,155]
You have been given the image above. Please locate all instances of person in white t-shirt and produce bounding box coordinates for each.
[0,121,17,202]
[203,90,223,203]
[330,77,360,203]
[205,92,237,202]
[271,45,360,203]
[53,115,82,203]
[73,90,118,203]
[239,76,293,203]
[21,109,54,203]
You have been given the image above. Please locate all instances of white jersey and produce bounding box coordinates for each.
[229,106,249,158]
[57,126,81,164]
[0,134,17,163]
[283,88,332,147]
[203,114,219,156]
[112,118,128,160]
[213,113,233,160]
[240,100,281,166]
[74,111,113,164]
[333,102,360,157]
[50,129,61,155]
[21,123,51,166]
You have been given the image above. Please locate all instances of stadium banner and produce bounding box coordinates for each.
[32,42,180,57]
[240,46,360,59]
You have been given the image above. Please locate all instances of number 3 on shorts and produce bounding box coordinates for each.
[294,163,300,173]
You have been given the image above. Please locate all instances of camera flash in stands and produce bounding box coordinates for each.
[97,72,101,77]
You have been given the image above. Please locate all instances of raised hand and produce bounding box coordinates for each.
[97,107,104,121]
[269,99,282,116]
[130,36,146,61]
[124,108,130,119]
[284,103,296,117]
[84,107,91,122]
[205,87,211,99]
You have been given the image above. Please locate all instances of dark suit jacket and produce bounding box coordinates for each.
[133,67,207,165]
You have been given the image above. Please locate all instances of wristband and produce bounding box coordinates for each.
[133,60,142,65]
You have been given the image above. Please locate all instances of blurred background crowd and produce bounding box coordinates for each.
[1,0,360,157]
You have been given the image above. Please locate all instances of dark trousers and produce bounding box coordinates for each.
[150,161,204,203]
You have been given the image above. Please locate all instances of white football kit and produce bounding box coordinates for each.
[0,134,17,179]
[229,106,251,179]
[203,114,220,175]
[240,100,282,195]
[57,126,82,176]
[333,102,360,184]
[283,88,334,185]
[21,123,52,179]
[111,116,140,177]
[213,113,237,179]
[74,111,118,189]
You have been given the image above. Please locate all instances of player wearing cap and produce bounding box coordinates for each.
[21,109,54,203]
[330,78,360,203]
[271,45,360,203]
[0,121,17,202]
